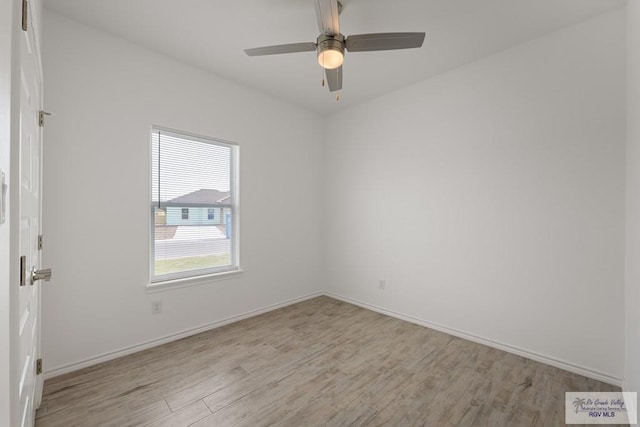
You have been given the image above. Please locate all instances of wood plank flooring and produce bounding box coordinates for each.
[35,296,621,426]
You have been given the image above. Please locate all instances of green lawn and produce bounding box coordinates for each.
[155,253,230,275]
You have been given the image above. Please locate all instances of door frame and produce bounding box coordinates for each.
[0,0,17,425]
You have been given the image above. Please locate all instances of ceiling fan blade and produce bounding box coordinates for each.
[244,42,317,56]
[315,0,340,36]
[325,66,342,92]
[345,32,426,52]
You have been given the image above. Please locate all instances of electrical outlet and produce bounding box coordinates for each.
[151,300,162,314]
[378,279,386,290]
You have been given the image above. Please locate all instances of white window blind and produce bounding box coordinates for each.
[150,127,238,283]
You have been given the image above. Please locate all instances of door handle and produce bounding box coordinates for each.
[31,267,52,285]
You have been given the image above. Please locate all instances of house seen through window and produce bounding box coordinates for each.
[151,127,238,283]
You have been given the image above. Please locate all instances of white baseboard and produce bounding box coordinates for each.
[325,291,623,387]
[44,291,323,379]
[45,289,624,388]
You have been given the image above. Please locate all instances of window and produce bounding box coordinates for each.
[151,127,238,283]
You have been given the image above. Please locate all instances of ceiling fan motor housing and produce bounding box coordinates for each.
[317,34,345,69]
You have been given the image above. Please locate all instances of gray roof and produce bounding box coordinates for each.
[168,189,230,205]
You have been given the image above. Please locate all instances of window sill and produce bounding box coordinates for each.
[146,269,243,293]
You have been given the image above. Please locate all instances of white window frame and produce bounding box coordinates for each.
[148,126,240,289]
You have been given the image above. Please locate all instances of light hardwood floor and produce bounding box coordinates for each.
[35,296,621,426]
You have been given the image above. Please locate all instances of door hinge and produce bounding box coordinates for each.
[39,111,51,127]
[21,0,28,31]
[38,235,43,250]
[36,358,42,375]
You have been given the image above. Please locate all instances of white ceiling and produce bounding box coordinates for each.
[43,0,625,115]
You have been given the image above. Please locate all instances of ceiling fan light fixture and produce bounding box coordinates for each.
[317,34,345,69]
[318,48,343,69]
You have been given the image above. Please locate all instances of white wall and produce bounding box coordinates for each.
[626,0,640,400]
[41,11,324,374]
[324,9,626,383]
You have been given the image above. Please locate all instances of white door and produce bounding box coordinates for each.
[17,1,45,425]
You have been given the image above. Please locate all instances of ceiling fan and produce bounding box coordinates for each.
[244,0,426,93]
